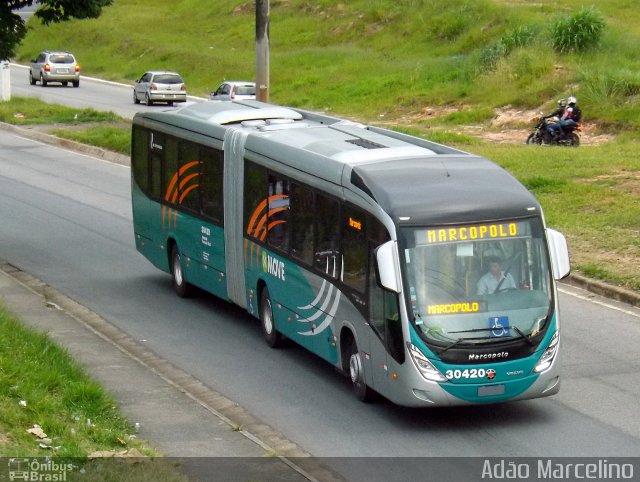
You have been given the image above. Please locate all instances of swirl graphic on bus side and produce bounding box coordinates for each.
[161,161,201,229]
[244,194,289,267]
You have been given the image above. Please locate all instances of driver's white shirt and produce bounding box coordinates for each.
[477,271,516,295]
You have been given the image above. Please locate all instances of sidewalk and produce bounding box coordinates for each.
[0,261,344,482]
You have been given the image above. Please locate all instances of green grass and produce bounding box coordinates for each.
[469,141,640,291]
[52,126,131,155]
[0,306,188,480]
[12,0,640,133]
[0,306,145,457]
[0,96,120,124]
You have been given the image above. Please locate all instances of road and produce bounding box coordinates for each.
[2,78,640,481]
[9,63,199,119]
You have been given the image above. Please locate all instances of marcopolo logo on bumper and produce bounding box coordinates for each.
[469,351,509,361]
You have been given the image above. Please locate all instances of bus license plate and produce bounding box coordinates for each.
[478,384,505,397]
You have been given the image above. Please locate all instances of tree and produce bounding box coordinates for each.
[1,0,112,60]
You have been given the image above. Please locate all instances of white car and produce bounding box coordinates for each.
[209,81,256,101]
[133,71,187,106]
[29,51,80,87]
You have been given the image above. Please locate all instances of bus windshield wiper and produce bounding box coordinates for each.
[438,334,499,354]
[449,326,534,345]
[510,325,534,346]
[439,337,464,355]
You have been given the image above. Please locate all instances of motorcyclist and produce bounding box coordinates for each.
[544,98,567,138]
[559,96,581,132]
[549,96,581,139]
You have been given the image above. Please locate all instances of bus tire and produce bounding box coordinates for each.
[170,245,191,298]
[349,340,376,402]
[260,287,284,348]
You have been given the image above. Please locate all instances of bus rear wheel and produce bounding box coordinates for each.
[171,245,191,298]
[260,288,284,348]
[349,340,376,402]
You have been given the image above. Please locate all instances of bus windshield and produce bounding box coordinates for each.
[400,218,553,347]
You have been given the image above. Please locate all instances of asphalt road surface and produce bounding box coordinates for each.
[2,78,640,481]
[9,63,199,119]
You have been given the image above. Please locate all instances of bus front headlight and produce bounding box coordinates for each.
[408,343,448,382]
[533,331,559,374]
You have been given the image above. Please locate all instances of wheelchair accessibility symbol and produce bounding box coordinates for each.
[489,316,509,337]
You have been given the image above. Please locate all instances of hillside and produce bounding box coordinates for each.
[15,0,640,135]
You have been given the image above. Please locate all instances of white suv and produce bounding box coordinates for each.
[29,51,80,87]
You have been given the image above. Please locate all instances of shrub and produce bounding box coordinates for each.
[550,7,606,53]
[478,25,538,72]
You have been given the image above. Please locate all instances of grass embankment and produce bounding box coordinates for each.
[472,142,640,291]
[0,306,187,480]
[14,0,640,133]
[0,96,130,155]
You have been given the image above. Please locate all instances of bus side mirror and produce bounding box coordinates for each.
[547,228,570,280]
[376,241,401,293]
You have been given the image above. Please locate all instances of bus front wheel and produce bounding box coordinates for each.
[349,341,376,402]
[260,288,284,348]
[171,245,191,298]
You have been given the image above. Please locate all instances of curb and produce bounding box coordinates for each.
[0,121,130,166]
[564,273,640,308]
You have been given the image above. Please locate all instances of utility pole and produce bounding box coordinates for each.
[256,0,269,103]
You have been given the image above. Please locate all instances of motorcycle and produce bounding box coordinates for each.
[526,116,581,146]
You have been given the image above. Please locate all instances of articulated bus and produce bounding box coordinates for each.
[131,100,570,407]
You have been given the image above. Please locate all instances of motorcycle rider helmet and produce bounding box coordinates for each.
[557,98,567,107]
[567,96,577,105]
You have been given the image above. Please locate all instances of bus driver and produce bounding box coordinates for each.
[477,256,516,295]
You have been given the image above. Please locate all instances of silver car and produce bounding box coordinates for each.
[29,51,80,87]
[133,71,187,106]
[209,81,256,101]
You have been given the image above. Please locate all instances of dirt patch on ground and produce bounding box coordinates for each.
[386,106,615,145]
[482,107,614,145]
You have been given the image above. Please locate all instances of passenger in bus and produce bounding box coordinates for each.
[477,256,516,295]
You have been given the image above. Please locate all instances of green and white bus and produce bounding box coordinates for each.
[131,100,570,407]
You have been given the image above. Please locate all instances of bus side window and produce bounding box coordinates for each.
[244,162,268,240]
[200,147,224,224]
[177,141,201,214]
[369,253,404,363]
[131,125,149,192]
[314,194,340,278]
[148,131,165,201]
[150,154,162,201]
[290,183,314,265]
[163,138,179,204]
[342,205,366,293]
[266,174,290,252]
